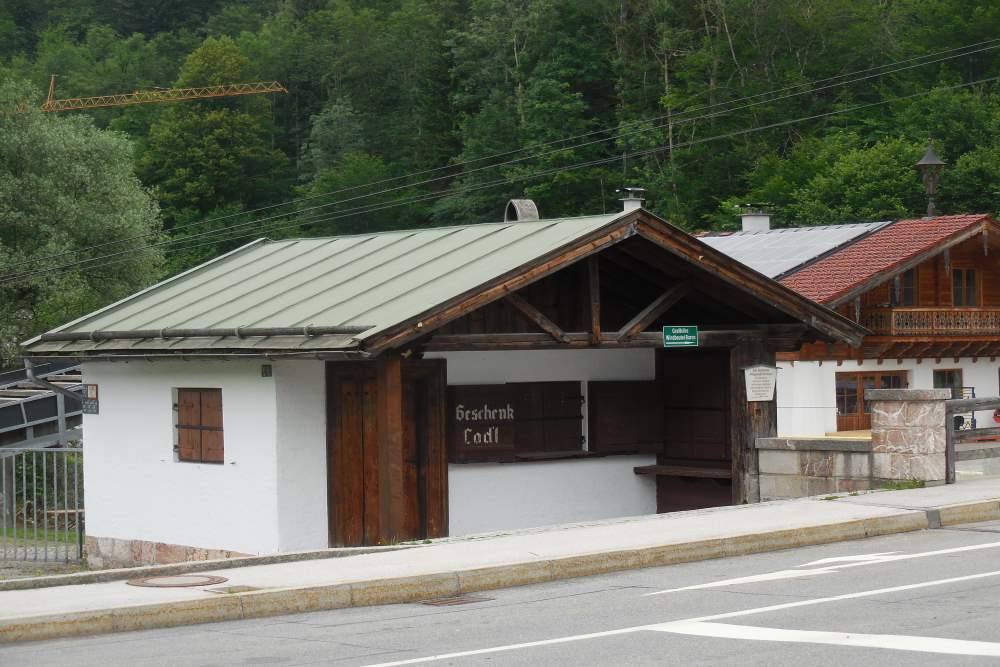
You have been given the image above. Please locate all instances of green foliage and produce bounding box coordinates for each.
[0,80,163,364]
[3,0,1000,355]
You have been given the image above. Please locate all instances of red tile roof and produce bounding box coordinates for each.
[779,214,993,304]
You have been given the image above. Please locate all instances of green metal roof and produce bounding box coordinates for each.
[25,213,624,356]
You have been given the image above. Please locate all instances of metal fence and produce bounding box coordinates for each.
[0,447,84,562]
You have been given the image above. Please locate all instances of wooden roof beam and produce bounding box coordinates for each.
[616,282,692,342]
[503,292,570,344]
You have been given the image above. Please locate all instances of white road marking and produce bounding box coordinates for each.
[676,568,1000,623]
[644,567,839,595]
[364,569,1000,666]
[362,625,651,666]
[799,551,901,567]
[645,540,1000,596]
[653,621,1000,657]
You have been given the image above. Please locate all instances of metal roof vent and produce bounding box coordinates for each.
[740,204,771,233]
[505,199,540,222]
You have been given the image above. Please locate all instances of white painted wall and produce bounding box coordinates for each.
[427,349,659,534]
[274,360,328,552]
[777,357,1000,436]
[448,457,656,535]
[82,360,281,555]
[776,361,837,436]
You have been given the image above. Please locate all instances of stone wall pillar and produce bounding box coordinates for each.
[867,388,950,484]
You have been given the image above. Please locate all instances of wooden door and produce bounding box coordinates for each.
[327,360,447,547]
[656,349,732,512]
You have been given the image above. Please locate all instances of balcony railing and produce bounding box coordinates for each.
[863,308,1000,336]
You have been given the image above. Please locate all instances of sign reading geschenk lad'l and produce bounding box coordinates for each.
[448,385,516,460]
[662,325,699,348]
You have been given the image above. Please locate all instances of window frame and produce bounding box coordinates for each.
[898,268,916,306]
[173,387,225,464]
[952,268,979,307]
[834,371,907,417]
[933,369,964,398]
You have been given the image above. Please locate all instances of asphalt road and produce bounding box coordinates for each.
[6,520,1000,666]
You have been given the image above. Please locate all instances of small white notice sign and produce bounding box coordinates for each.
[744,365,777,402]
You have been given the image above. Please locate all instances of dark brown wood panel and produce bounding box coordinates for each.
[200,390,224,463]
[327,370,368,547]
[655,349,733,511]
[176,389,201,462]
[588,380,663,453]
[327,359,448,547]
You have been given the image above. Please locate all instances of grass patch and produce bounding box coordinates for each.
[880,479,926,491]
[822,495,840,501]
[0,526,78,544]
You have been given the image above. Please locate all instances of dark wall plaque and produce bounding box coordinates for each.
[448,385,517,461]
[447,381,583,462]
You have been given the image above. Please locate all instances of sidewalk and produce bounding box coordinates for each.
[2,478,999,644]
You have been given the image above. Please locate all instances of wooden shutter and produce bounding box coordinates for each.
[588,381,663,453]
[176,389,202,462]
[538,382,584,452]
[510,381,583,455]
[200,389,225,463]
[176,388,224,463]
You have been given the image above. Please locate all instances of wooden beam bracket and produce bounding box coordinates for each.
[503,292,570,343]
[616,281,692,342]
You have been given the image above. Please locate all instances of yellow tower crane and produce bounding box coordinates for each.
[39,74,287,112]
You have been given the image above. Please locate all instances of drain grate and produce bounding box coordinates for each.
[420,594,494,607]
[127,574,229,588]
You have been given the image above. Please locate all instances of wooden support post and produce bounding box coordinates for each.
[853,297,861,323]
[730,337,776,504]
[588,256,601,345]
[376,353,405,544]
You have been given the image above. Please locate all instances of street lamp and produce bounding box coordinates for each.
[915,140,946,218]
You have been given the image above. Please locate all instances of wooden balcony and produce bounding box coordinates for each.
[863,308,1000,336]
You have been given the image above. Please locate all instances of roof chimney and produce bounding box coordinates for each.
[739,204,771,233]
[504,199,539,222]
[618,186,645,212]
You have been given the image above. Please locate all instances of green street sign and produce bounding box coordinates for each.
[662,325,699,347]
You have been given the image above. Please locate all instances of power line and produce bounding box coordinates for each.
[7,73,997,287]
[9,37,1000,272]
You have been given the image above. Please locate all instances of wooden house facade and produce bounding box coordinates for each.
[707,214,1000,435]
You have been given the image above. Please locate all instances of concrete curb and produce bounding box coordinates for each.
[0,505,947,645]
[0,545,416,592]
[936,499,1000,526]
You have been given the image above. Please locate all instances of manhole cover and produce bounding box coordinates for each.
[420,594,493,607]
[127,574,229,588]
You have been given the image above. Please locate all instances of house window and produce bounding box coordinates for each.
[933,369,964,399]
[835,372,906,417]
[899,269,916,306]
[953,268,978,307]
[174,388,224,463]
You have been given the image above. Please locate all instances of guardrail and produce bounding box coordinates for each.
[945,396,1000,484]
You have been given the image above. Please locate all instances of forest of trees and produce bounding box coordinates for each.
[2,0,1000,360]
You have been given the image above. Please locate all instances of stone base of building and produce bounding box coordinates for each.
[85,535,249,569]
